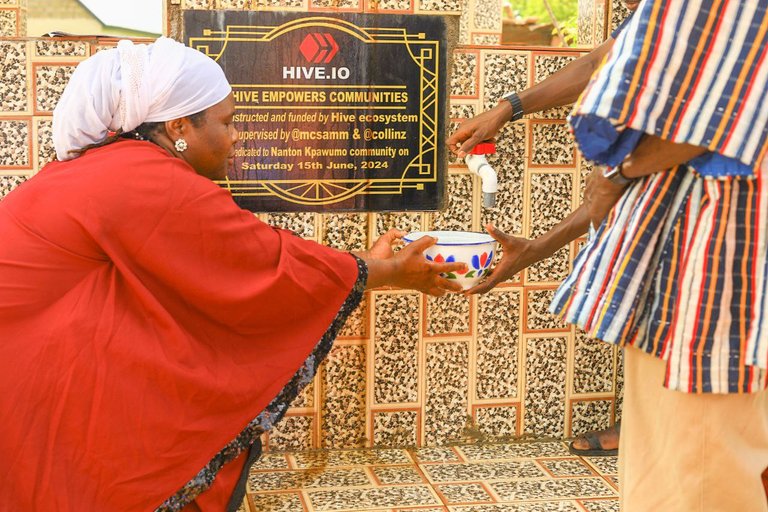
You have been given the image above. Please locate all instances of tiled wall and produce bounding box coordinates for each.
[0,0,629,450]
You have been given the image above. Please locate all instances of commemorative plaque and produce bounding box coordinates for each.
[184,11,449,212]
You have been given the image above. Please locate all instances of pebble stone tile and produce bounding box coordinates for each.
[373,293,420,405]
[525,246,571,284]
[411,446,463,463]
[267,415,315,452]
[372,410,419,448]
[570,400,612,439]
[482,52,529,112]
[583,455,618,477]
[322,213,368,252]
[577,0,596,47]
[248,492,305,512]
[371,465,425,485]
[523,337,568,438]
[1,41,27,113]
[457,441,571,461]
[252,0,305,8]
[424,341,470,446]
[0,174,26,199]
[34,65,75,113]
[580,499,621,512]
[0,8,17,37]
[322,344,367,448]
[420,460,544,483]
[472,0,500,31]
[339,295,367,338]
[481,121,526,237]
[530,122,575,167]
[450,503,581,512]
[528,173,574,238]
[310,0,360,9]
[216,0,250,8]
[182,0,216,8]
[451,51,478,98]
[374,211,422,238]
[290,381,314,408]
[425,292,470,336]
[573,330,615,394]
[537,458,594,478]
[417,0,460,12]
[436,482,493,504]
[292,448,413,469]
[611,1,632,33]
[450,103,477,121]
[532,55,578,120]
[473,406,518,441]
[266,212,316,238]
[525,289,567,332]
[472,34,501,46]
[430,173,473,232]
[476,290,520,400]
[34,39,88,57]
[366,0,412,11]
[0,119,29,167]
[248,467,371,492]
[250,452,291,471]
[489,477,616,501]
[307,485,441,510]
[35,118,54,168]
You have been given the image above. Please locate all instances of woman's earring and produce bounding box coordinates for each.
[174,138,188,152]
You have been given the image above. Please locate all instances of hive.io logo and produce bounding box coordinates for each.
[299,33,339,64]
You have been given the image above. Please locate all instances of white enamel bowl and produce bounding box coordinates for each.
[403,230,497,290]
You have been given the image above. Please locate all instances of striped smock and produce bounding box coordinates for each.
[551,0,768,393]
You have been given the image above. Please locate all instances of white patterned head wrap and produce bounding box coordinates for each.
[52,37,232,161]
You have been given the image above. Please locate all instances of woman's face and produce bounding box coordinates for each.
[182,93,238,180]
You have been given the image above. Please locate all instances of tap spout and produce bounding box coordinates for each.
[465,153,498,208]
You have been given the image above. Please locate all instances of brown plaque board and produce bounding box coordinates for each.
[184,11,448,212]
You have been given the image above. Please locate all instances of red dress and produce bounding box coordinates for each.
[0,140,363,511]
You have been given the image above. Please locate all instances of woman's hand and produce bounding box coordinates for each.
[583,169,627,227]
[359,233,466,296]
[464,224,538,294]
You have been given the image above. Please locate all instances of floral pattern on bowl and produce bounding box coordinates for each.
[403,231,498,290]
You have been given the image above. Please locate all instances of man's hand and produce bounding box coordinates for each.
[447,104,512,159]
[465,224,538,294]
[583,169,629,227]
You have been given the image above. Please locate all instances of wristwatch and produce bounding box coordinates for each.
[500,92,525,122]
[603,163,633,186]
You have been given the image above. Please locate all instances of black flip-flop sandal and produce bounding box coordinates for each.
[568,422,620,456]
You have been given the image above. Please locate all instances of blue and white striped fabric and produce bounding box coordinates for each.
[570,0,768,177]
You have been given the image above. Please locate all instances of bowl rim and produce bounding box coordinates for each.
[403,230,495,246]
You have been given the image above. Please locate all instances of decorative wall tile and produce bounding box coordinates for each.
[36,118,54,168]
[373,293,420,405]
[290,381,314,408]
[0,174,26,199]
[577,0,596,47]
[322,213,368,251]
[267,212,316,238]
[457,441,570,460]
[267,415,314,452]
[431,173,473,231]
[458,0,470,44]
[34,39,88,57]
[248,492,306,512]
[525,289,567,331]
[366,0,412,12]
[476,290,520,400]
[538,458,594,477]
[292,448,412,468]
[216,0,250,8]
[471,34,500,46]
[449,103,476,120]
[450,51,478,98]
[34,64,75,113]
[436,483,493,504]
[0,119,29,168]
[473,405,518,440]
[0,8,17,36]
[1,41,27,113]
[307,485,440,511]
[249,467,371,492]
[372,465,424,485]
[489,477,616,501]
[523,337,567,437]
[375,211,422,237]
[254,0,304,7]
[372,410,418,448]
[482,52,529,112]
[530,122,575,166]
[481,121,526,236]
[339,295,367,338]
[595,1,607,43]
[472,0,500,31]
[528,172,573,238]
[611,0,631,33]
[525,246,571,284]
[425,293,470,336]
[322,345,367,448]
[182,0,216,8]
[425,341,469,446]
[580,158,593,201]
[417,0,460,12]
[421,460,544,482]
[615,352,624,421]
[573,330,615,394]
[532,54,577,120]
[310,0,360,9]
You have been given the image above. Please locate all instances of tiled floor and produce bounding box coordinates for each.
[244,441,619,511]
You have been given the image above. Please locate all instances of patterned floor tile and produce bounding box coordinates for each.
[488,478,617,501]
[248,491,306,511]
[248,468,371,492]
[457,442,570,461]
[306,485,441,511]
[292,448,412,468]
[251,452,291,470]
[420,461,544,483]
[537,458,594,477]
[579,498,620,512]
[372,465,425,485]
[448,502,581,511]
[411,446,463,463]
[435,482,494,504]
[582,456,618,476]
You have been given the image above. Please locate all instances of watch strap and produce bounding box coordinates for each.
[502,93,524,122]
[603,163,634,186]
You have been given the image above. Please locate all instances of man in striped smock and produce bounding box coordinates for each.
[453,0,768,509]
[552,0,768,510]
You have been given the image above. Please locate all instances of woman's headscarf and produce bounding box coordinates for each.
[52,37,232,161]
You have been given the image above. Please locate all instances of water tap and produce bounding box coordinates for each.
[464,142,498,208]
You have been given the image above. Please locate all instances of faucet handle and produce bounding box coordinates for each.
[470,142,496,155]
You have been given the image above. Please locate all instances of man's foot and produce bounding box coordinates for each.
[569,421,620,456]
